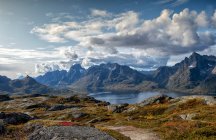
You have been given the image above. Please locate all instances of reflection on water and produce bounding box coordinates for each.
[88,91,215,104]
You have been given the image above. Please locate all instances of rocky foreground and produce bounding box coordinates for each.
[0,94,216,140]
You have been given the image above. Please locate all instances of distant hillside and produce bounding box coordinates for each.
[0,75,50,94]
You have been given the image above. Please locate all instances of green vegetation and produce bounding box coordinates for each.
[0,95,215,140]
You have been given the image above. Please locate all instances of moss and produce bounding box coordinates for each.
[98,127,131,140]
[178,99,206,110]
[193,126,216,137]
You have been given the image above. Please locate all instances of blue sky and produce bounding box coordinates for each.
[1,0,216,78]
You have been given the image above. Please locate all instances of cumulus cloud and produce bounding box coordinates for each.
[0,46,74,76]
[31,8,216,73]
[91,9,216,56]
[91,9,110,17]
[35,63,60,74]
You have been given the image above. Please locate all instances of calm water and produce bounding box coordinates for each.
[88,91,216,104]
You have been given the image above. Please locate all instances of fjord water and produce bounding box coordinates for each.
[88,91,216,104]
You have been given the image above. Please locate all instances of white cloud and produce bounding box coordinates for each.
[91,9,110,17]
[30,8,216,74]
[87,9,216,55]
[155,0,189,7]
[0,46,75,77]
[171,0,189,7]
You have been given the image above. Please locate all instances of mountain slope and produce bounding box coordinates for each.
[34,52,216,94]
[36,70,67,87]
[0,75,50,94]
[35,64,86,87]
[165,52,216,93]
[0,76,13,93]
[72,63,149,91]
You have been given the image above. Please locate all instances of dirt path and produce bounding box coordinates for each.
[107,126,160,140]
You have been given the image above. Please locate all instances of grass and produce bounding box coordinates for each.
[0,95,216,140]
[97,127,131,140]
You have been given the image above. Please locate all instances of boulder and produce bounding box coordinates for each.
[0,94,11,102]
[28,126,116,140]
[139,94,173,107]
[179,113,197,120]
[26,103,50,109]
[48,104,67,111]
[174,96,216,106]
[0,119,5,135]
[0,112,32,125]
[97,101,110,106]
[123,106,138,113]
[107,103,128,113]
[0,124,5,135]
[48,104,83,111]
[71,112,88,119]
[24,122,43,133]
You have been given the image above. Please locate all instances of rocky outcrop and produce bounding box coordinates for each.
[107,104,128,113]
[179,113,197,120]
[48,104,83,111]
[48,104,68,111]
[0,112,32,125]
[0,119,5,135]
[139,95,173,107]
[0,94,11,102]
[28,126,116,140]
[26,103,50,110]
[174,95,216,105]
[71,112,88,119]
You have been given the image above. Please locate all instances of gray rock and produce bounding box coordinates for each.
[123,106,138,113]
[179,113,197,120]
[71,112,88,119]
[24,122,43,133]
[48,104,83,111]
[0,94,11,102]
[0,112,32,125]
[107,103,128,113]
[48,104,67,111]
[0,124,5,135]
[97,101,110,106]
[139,94,173,107]
[0,119,5,135]
[26,103,50,110]
[28,126,116,140]
[175,95,216,106]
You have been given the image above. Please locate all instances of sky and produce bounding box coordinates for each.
[1,0,216,79]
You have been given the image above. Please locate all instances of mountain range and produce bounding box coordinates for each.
[34,52,216,94]
[0,52,216,94]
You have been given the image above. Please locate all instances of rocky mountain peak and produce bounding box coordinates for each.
[23,75,38,85]
[70,64,83,70]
